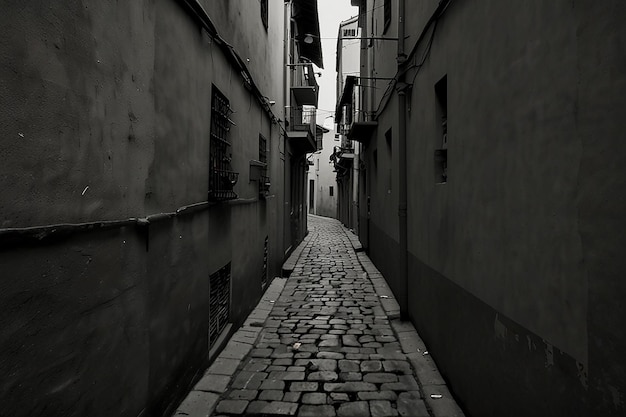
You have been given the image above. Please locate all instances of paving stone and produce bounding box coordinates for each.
[361,360,383,373]
[363,373,398,384]
[290,381,318,392]
[175,391,219,417]
[337,401,370,417]
[358,391,398,401]
[297,359,337,371]
[329,393,350,403]
[268,371,305,381]
[319,339,340,347]
[338,360,360,372]
[338,372,362,381]
[370,400,398,417]
[324,382,376,392]
[194,374,230,393]
[216,399,248,415]
[246,401,298,416]
[220,341,254,360]
[317,352,344,359]
[282,392,302,402]
[397,392,429,417]
[250,348,273,358]
[259,390,284,401]
[228,389,258,400]
[342,335,361,347]
[308,371,339,382]
[382,360,412,375]
[301,392,328,405]
[231,371,268,390]
[299,405,336,417]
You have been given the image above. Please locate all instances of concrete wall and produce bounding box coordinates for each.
[0,1,286,416]
[355,0,626,416]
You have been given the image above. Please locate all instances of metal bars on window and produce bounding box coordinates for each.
[259,134,270,195]
[209,262,231,347]
[209,86,238,200]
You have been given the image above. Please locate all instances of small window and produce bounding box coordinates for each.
[209,86,238,200]
[260,0,268,30]
[209,262,231,348]
[383,0,391,34]
[329,186,334,197]
[259,134,270,194]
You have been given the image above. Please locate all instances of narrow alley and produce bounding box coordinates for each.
[175,215,463,417]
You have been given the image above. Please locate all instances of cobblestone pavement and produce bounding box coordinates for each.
[175,215,464,417]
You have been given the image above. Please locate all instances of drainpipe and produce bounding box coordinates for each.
[397,0,409,319]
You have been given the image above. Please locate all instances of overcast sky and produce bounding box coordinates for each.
[316,1,358,128]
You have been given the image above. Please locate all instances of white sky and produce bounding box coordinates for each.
[316,1,358,128]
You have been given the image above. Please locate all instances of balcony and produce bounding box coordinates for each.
[290,63,319,107]
[287,106,317,155]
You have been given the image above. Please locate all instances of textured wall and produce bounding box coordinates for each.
[0,0,287,415]
[359,0,626,415]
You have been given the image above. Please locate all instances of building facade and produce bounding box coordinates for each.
[0,1,322,416]
[343,1,626,416]
[307,126,337,218]
[334,16,361,231]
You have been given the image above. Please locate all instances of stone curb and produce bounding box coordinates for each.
[173,277,288,417]
[281,237,309,277]
[339,223,466,417]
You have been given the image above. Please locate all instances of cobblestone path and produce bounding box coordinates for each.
[175,215,464,417]
[213,216,429,416]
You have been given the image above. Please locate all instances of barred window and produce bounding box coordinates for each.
[259,134,270,195]
[209,86,238,200]
[209,262,231,348]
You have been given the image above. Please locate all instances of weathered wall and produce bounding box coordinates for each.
[357,0,626,415]
[0,0,286,416]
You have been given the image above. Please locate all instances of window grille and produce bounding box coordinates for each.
[209,262,231,348]
[209,86,238,200]
[259,134,270,195]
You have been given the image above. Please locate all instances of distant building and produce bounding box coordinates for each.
[0,1,323,415]
[343,1,626,416]
[307,125,337,218]
[334,15,361,231]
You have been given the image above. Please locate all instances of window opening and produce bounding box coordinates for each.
[259,134,270,195]
[209,86,238,200]
[330,186,334,197]
[209,262,231,348]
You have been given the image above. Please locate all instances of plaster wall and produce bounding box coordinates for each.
[357,0,626,415]
[0,0,287,415]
